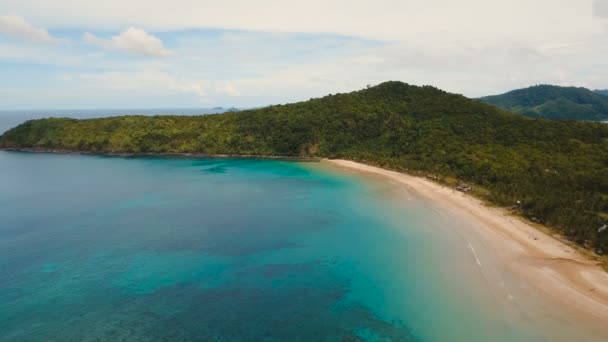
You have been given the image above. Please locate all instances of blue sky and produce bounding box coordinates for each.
[0,25,388,109]
[1,0,608,109]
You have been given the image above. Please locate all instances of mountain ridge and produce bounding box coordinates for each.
[480,84,608,121]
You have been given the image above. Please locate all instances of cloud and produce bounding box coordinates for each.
[2,1,608,108]
[220,83,240,96]
[594,0,608,18]
[0,15,61,44]
[0,0,600,42]
[83,28,172,57]
[78,70,208,101]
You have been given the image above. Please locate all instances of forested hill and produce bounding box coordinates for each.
[480,85,608,121]
[1,81,607,254]
[596,89,608,97]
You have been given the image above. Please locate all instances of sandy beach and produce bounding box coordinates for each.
[324,159,608,331]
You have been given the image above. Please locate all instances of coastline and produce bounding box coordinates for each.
[4,148,608,323]
[323,158,608,330]
[3,148,608,335]
[0,148,320,161]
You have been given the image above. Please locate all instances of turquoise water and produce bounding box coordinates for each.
[0,152,595,341]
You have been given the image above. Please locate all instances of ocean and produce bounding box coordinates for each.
[1,151,602,341]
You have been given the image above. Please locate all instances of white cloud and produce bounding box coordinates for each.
[220,83,240,96]
[0,0,602,41]
[0,15,61,44]
[2,1,608,108]
[78,70,208,101]
[84,27,172,57]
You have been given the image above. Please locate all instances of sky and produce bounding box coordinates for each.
[0,0,607,109]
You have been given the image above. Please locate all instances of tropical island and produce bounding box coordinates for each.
[480,84,608,121]
[2,81,607,258]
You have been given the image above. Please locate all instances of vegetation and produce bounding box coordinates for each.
[2,81,607,253]
[596,89,608,97]
[480,85,608,121]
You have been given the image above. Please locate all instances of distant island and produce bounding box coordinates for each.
[480,84,608,121]
[213,106,240,112]
[1,81,607,255]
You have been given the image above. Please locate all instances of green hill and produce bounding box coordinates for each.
[1,81,607,253]
[480,85,608,121]
[596,89,608,97]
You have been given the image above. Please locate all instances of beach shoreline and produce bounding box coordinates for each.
[323,158,608,331]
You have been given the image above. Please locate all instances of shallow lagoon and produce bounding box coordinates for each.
[0,152,598,341]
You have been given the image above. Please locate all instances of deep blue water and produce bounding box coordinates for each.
[0,152,600,341]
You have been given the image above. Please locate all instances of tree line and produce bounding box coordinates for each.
[2,81,607,254]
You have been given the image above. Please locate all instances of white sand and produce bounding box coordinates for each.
[324,159,608,327]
